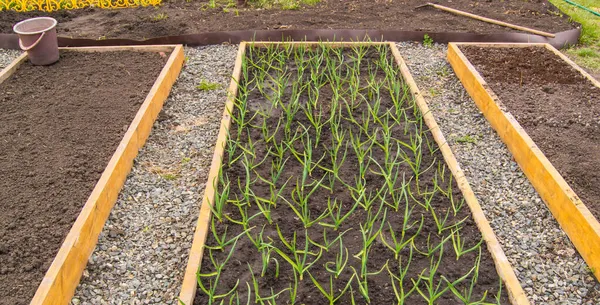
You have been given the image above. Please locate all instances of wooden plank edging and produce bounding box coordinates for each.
[0,52,27,83]
[390,43,529,305]
[447,42,600,281]
[21,44,186,305]
[179,41,528,305]
[178,42,247,305]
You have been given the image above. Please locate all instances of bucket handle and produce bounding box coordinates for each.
[19,31,46,51]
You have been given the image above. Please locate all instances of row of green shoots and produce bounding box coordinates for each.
[195,43,504,305]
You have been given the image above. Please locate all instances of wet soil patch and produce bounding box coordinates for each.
[195,46,508,304]
[0,51,166,305]
[0,0,575,40]
[461,46,600,220]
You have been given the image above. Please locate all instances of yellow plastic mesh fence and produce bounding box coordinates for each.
[0,0,161,12]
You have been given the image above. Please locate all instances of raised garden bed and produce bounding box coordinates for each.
[0,45,184,305]
[447,42,600,283]
[180,41,529,305]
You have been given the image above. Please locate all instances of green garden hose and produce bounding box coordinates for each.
[563,0,600,17]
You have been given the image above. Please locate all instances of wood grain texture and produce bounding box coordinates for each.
[447,42,600,282]
[390,43,529,305]
[177,42,247,305]
[28,45,185,305]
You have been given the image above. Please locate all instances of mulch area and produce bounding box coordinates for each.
[0,0,575,40]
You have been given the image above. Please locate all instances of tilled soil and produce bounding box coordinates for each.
[72,45,239,305]
[0,51,165,305]
[195,47,508,304]
[461,46,600,221]
[0,0,575,40]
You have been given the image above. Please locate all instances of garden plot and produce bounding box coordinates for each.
[0,45,183,305]
[400,42,600,304]
[183,42,528,305]
[72,45,238,305]
[448,43,600,285]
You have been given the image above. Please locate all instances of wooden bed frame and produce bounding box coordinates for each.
[447,42,600,282]
[0,45,185,305]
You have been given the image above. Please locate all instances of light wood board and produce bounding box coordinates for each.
[179,41,528,305]
[178,42,247,305]
[0,44,187,305]
[447,42,600,282]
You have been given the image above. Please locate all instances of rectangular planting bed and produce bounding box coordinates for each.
[447,42,600,282]
[179,41,530,305]
[0,45,184,305]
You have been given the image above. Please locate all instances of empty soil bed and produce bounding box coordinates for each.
[460,46,600,221]
[195,45,508,304]
[0,50,166,305]
[0,0,575,40]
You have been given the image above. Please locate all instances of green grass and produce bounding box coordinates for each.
[566,46,600,71]
[161,173,179,180]
[423,34,434,48]
[548,0,600,72]
[428,87,440,97]
[197,80,222,91]
[455,135,478,144]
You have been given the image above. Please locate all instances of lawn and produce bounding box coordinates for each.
[549,0,600,72]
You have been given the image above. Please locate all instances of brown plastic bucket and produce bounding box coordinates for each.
[13,17,59,66]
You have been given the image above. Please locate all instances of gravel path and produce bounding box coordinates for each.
[396,42,600,304]
[0,49,22,69]
[72,45,238,305]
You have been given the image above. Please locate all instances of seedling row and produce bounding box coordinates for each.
[195,43,507,304]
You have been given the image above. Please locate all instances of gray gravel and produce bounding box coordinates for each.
[72,44,238,305]
[0,49,22,69]
[396,42,600,304]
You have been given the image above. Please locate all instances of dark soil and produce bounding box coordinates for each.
[195,46,508,304]
[0,51,166,305]
[461,46,600,220]
[0,0,575,40]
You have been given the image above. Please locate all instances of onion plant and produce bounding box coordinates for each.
[442,248,498,304]
[309,227,350,253]
[354,202,387,278]
[248,263,290,305]
[324,237,349,278]
[380,212,424,260]
[206,219,253,252]
[307,271,354,305]
[197,238,241,305]
[451,227,484,260]
[318,197,359,231]
[209,169,230,223]
[350,263,387,304]
[387,246,420,305]
[271,227,322,281]
[281,168,329,228]
[413,246,452,304]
